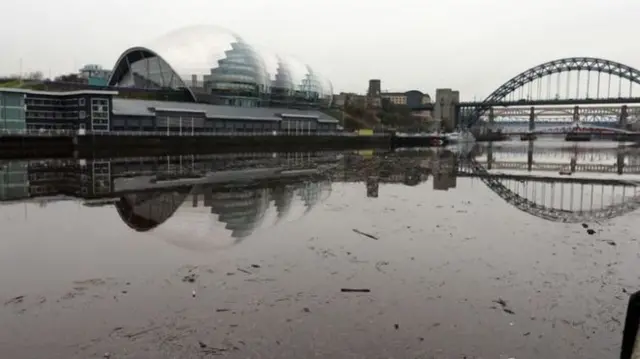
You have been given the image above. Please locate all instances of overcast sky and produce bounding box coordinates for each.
[1,0,637,99]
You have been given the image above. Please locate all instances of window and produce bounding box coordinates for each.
[4,108,24,120]
[79,98,85,106]
[79,111,85,119]
[3,94,23,107]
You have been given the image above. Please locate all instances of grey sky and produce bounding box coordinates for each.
[1,0,637,99]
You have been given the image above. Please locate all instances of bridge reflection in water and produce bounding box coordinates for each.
[2,142,640,241]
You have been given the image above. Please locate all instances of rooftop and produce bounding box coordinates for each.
[112,98,339,123]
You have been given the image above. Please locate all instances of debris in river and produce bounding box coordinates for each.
[250,264,261,269]
[182,274,196,283]
[492,298,515,314]
[394,324,399,330]
[582,223,589,228]
[4,295,25,306]
[586,229,596,235]
[492,298,508,307]
[352,229,379,240]
[375,261,390,272]
[237,268,252,275]
[341,288,371,293]
[602,239,616,246]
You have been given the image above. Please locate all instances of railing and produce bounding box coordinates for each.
[0,129,77,137]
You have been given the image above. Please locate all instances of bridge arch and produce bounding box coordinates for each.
[465,159,640,222]
[469,160,640,223]
[467,57,640,127]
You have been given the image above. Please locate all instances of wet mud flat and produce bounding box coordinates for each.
[0,181,638,358]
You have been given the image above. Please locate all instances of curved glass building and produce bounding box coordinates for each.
[108,25,333,108]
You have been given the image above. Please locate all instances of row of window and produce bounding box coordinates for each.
[26,97,83,107]
[91,99,110,131]
[113,116,337,130]
[26,110,82,119]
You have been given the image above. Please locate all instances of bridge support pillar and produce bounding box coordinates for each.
[488,107,495,131]
[487,141,493,170]
[528,107,535,131]
[619,105,628,130]
[572,106,580,125]
[527,140,533,171]
[570,158,577,173]
[617,151,625,175]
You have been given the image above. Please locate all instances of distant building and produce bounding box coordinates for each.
[366,79,382,108]
[333,92,365,108]
[78,64,111,86]
[381,90,431,108]
[433,88,460,131]
[365,79,431,110]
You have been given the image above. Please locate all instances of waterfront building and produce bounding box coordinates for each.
[0,87,339,134]
[107,25,334,110]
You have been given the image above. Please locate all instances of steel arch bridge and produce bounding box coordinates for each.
[462,159,640,222]
[461,57,640,128]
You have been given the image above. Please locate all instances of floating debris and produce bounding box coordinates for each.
[352,229,379,240]
[341,288,371,293]
[182,273,197,283]
[4,295,25,306]
[586,229,596,235]
[492,298,515,315]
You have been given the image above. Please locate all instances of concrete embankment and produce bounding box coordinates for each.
[0,132,462,158]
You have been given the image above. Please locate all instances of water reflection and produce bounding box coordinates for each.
[2,142,640,358]
[3,142,640,241]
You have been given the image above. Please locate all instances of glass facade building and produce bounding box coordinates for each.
[108,25,333,108]
[0,91,26,132]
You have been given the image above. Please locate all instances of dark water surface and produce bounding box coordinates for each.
[1,141,639,358]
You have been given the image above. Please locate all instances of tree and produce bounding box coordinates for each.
[54,73,86,84]
[26,71,43,80]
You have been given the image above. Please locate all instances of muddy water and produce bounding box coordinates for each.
[0,146,639,359]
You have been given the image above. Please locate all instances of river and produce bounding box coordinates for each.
[0,140,638,358]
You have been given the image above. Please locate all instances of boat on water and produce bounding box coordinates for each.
[444,130,476,144]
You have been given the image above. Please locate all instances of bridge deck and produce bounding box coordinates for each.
[457,170,640,186]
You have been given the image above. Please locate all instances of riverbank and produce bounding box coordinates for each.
[0,133,455,158]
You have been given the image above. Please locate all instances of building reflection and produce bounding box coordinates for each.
[116,179,332,240]
[7,143,640,237]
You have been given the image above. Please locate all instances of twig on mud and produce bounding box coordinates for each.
[352,229,379,240]
[341,288,371,293]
